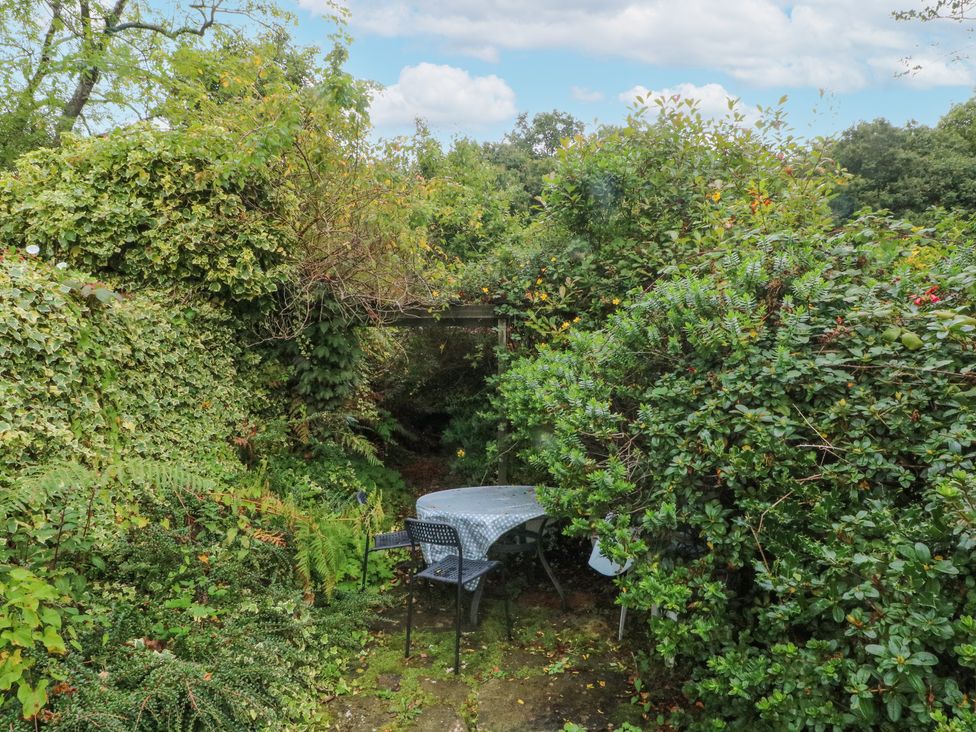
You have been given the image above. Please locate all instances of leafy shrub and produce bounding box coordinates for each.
[500,217,976,729]
[0,252,273,478]
[0,125,291,302]
[0,254,386,726]
[466,98,843,344]
[0,458,379,727]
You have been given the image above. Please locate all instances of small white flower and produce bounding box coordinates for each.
[56,262,68,270]
[25,245,40,256]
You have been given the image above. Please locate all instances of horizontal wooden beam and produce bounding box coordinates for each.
[386,304,501,327]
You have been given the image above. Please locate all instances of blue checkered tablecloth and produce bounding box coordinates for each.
[415,485,545,588]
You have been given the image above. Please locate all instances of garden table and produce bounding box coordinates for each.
[414,484,551,623]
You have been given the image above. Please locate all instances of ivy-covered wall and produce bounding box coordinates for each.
[0,251,275,479]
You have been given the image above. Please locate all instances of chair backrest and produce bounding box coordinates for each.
[405,519,462,553]
[355,490,368,506]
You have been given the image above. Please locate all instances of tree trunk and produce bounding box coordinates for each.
[55,66,101,138]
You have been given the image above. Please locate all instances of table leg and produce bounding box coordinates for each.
[536,543,566,610]
[469,576,486,626]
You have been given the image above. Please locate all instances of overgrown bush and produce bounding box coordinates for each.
[501,216,976,729]
[0,459,380,729]
[466,99,843,345]
[0,254,387,726]
[0,251,273,479]
[0,125,292,302]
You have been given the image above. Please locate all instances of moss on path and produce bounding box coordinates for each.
[322,582,646,731]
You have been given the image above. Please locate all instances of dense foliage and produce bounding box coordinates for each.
[461,100,842,347]
[8,1,976,727]
[0,252,391,727]
[0,21,415,728]
[501,191,976,727]
[831,118,976,220]
[0,253,270,478]
[0,0,289,166]
[0,126,291,303]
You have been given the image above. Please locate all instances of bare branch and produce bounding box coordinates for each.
[106,1,221,39]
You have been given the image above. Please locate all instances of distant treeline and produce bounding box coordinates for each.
[830,99,976,220]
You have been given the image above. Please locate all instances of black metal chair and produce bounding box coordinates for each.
[356,491,413,591]
[404,518,512,674]
[488,516,566,610]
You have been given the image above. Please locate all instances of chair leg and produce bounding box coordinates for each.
[536,544,566,611]
[454,579,462,674]
[502,566,513,642]
[360,543,370,592]
[405,571,414,658]
[618,604,627,642]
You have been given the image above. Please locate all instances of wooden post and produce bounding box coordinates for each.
[497,315,509,484]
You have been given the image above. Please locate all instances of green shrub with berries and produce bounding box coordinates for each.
[500,212,976,729]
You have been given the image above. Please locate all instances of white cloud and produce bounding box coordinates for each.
[369,62,517,129]
[457,44,500,63]
[303,0,976,92]
[618,82,761,124]
[571,86,604,103]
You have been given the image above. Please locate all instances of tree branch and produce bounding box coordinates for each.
[105,1,221,39]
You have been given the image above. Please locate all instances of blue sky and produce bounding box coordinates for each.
[284,1,976,142]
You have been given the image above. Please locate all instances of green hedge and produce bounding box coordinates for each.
[0,251,275,478]
[0,125,291,302]
[0,253,383,728]
[501,218,976,729]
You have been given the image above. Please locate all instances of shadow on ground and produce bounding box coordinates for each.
[323,576,647,732]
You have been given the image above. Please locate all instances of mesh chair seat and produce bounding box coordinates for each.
[356,492,414,590]
[404,518,511,673]
[373,530,411,550]
[417,555,499,585]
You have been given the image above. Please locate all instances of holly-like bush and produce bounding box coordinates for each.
[500,218,976,729]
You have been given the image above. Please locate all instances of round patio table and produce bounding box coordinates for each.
[415,485,553,622]
[415,485,544,567]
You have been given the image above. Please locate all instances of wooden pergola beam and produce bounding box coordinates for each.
[386,304,500,327]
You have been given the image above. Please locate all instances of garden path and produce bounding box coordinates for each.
[324,455,649,731]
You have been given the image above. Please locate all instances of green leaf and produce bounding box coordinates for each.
[16,678,48,719]
[93,287,115,303]
[900,331,923,351]
[880,326,901,343]
[40,625,66,655]
[914,542,931,562]
[885,696,902,722]
[3,625,33,648]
